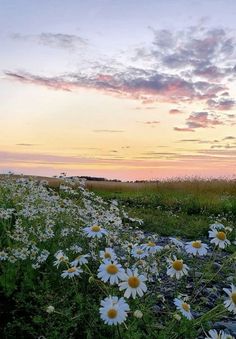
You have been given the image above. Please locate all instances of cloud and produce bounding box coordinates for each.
[139,121,160,125]
[174,127,195,132]
[199,149,236,157]
[151,27,235,75]
[179,139,201,142]
[16,143,39,146]
[186,112,224,129]
[175,112,224,131]
[211,144,236,149]
[5,25,236,113]
[5,68,223,104]
[207,98,235,110]
[93,129,124,133]
[169,109,183,114]
[5,71,73,91]
[223,136,236,140]
[221,92,229,96]
[134,106,156,110]
[179,139,220,144]
[194,65,227,81]
[11,33,87,50]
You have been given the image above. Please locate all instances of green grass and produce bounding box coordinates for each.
[87,179,236,239]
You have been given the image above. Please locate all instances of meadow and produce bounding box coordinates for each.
[0,175,236,338]
[87,179,236,239]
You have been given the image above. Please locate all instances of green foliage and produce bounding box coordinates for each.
[0,176,235,338]
[89,180,236,239]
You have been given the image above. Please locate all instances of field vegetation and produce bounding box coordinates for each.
[87,178,236,239]
[0,175,235,338]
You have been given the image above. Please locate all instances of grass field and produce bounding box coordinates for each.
[0,175,236,338]
[1,175,235,239]
[86,179,236,239]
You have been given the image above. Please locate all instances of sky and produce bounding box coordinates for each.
[0,0,236,180]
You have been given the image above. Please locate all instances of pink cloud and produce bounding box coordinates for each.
[174,127,195,132]
[169,109,183,114]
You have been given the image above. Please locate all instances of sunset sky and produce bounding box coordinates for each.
[0,0,236,180]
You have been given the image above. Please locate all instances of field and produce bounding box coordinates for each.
[0,175,236,338]
[87,179,236,239]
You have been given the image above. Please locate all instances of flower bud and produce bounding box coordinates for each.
[173,313,181,321]
[46,305,55,314]
[88,276,95,284]
[133,310,143,319]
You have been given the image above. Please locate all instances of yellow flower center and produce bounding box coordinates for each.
[147,241,155,247]
[107,309,117,319]
[192,241,202,249]
[128,276,140,288]
[59,256,65,261]
[106,264,118,275]
[232,292,236,304]
[68,267,76,273]
[172,260,183,271]
[104,252,111,259]
[217,231,226,241]
[136,249,144,255]
[91,225,101,232]
[182,303,190,312]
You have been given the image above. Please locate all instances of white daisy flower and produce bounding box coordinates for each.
[223,284,236,314]
[97,260,125,285]
[0,251,8,261]
[70,245,82,253]
[84,225,108,238]
[209,222,225,231]
[61,266,83,279]
[167,256,189,280]
[70,254,90,266]
[205,329,234,339]
[53,250,69,268]
[99,248,116,261]
[169,237,185,248]
[141,241,163,254]
[174,298,193,320]
[131,246,148,259]
[185,240,208,256]
[208,229,230,249]
[99,296,130,325]
[119,268,147,299]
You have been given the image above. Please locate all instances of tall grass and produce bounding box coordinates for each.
[87,178,236,239]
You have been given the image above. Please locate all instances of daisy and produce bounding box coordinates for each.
[174,298,193,320]
[208,229,230,249]
[141,241,163,254]
[61,266,83,279]
[223,284,236,314]
[0,251,8,261]
[84,225,108,238]
[119,268,147,299]
[99,296,130,325]
[97,259,125,285]
[99,248,116,261]
[185,240,208,256]
[205,329,234,339]
[70,254,90,266]
[169,237,185,248]
[167,256,189,280]
[209,222,225,231]
[131,246,148,259]
[70,245,82,253]
[53,250,69,268]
